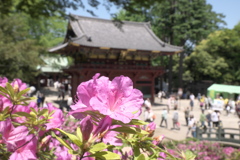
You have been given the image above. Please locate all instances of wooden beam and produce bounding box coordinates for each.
[127,49,136,52]
[100,47,110,50]
[70,42,80,47]
[152,50,161,53]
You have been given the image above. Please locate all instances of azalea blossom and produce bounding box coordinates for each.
[158,152,167,160]
[71,73,143,123]
[153,135,165,146]
[0,77,8,87]
[44,103,64,130]
[102,130,122,146]
[10,78,27,93]
[13,102,38,123]
[80,115,113,143]
[0,119,29,151]
[9,135,37,160]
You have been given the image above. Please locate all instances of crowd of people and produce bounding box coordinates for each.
[143,92,240,139]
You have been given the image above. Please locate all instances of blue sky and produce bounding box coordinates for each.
[68,0,240,29]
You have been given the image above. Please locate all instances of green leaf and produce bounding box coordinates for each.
[2,107,10,115]
[17,88,30,99]
[76,127,83,142]
[90,151,121,160]
[90,142,108,153]
[52,132,73,151]
[18,97,36,102]
[111,126,137,134]
[183,150,196,160]
[135,128,149,135]
[0,86,8,93]
[6,83,15,97]
[68,150,80,155]
[30,107,38,115]
[14,112,35,119]
[133,146,141,157]
[136,153,146,160]
[55,128,82,147]
[128,119,148,125]
[38,109,49,117]
[0,86,9,97]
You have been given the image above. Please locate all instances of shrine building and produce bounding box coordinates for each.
[49,14,182,102]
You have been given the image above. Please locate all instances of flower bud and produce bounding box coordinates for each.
[13,84,19,93]
[0,99,3,112]
[93,116,112,138]
[80,115,93,142]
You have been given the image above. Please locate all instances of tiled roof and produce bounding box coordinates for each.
[50,14,183,53]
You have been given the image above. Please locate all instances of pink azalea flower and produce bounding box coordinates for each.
[0,98,3,112]
[152,135,164,145]
[93,116,112,137]
[71,73,143,123]
[80,115,113,143]
[70,73,100,119]
[55,146,73,160]
[9,135,37,160]
[13,102,38,123]
[120,148,133,160]
[223,147,235,156]
[10,79,27,93]
[101,124,122,146]
[44,103,64,130]
[0,119,29,151]
[0,95,12,110]
[102,130,122,146]
[0,77,8,87]
[82,152,95,160]
[145,122,156,131]
[158,152,166,160]
[80,115,94,142]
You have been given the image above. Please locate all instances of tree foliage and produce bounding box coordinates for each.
[184,23,240,84]
[0,14,67,82]
[0,0,159,18]
[115,0,226,89]
[115,0,225,48]
[0,14,42,82]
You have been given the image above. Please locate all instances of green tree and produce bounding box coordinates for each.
[0,14,42,82]
[185,23,240,84]
[0,0,158,18]
[0,14,67,82]
[27,15,67,49]
[115,0,226,90]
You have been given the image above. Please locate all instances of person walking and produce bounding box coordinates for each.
[158,91,163,102]
[160,108,168,128]
[172,107,180,130]
[206,110,212,129]
[199,109,206,127]
[144,107,154,122]
[200,95,205,110]
[186,115,195,137]
[190,93,195,111]
[191,123,197,138]
[184,107,190,126]
[144,98,152,109]
[211,110,219,128]
[36,91,43,107]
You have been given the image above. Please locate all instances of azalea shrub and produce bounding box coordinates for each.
[162,139,240,160]
[0,74,195,160]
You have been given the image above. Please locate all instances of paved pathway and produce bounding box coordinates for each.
[38,87,240,141]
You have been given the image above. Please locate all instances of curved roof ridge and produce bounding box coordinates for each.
[143,23,183,50]
[70,34,88,41]
[69,13,150,26]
